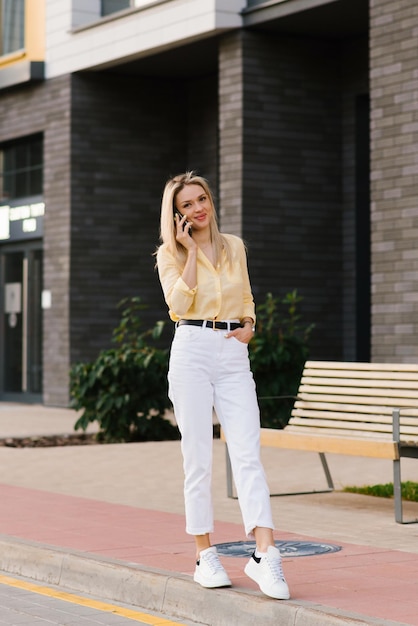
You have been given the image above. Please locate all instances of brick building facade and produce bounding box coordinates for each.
[369,0,418,360]
[0,0,416,406]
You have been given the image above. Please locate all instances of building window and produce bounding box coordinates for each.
[0,0,24,56]
[101,0,131,16]
[73,0,152,28]
[0,135,43,203]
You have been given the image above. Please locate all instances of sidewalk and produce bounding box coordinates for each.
[0,402,417,626]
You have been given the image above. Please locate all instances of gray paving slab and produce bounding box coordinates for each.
[0,402,90,437]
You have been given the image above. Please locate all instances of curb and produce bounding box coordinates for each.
[0,536,402,626]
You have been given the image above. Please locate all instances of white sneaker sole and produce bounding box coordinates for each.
[194,571,231,589]
[244,560,290,600]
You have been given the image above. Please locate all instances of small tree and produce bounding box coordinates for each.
[250,291,314,429]
[70,297,178,443]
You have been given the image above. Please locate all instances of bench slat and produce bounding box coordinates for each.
[385,408,418,417]
[286,426,418,446]
[258,428,399,459]
[290,417,390,433]
[296,394,418,408]
[288,417,418,439]
[301,376,418,390]
[295,396,418,414]
[299,384,418,399]
[292,429,418,443]
[286,425,393,439]
[294,401,400,415]
[304,360,418,373]
[303,369,418,382]
[286,420,394,441]
[291,408,418,430]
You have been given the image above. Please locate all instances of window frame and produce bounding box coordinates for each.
[0,0,25,57]
[0,135,43,204]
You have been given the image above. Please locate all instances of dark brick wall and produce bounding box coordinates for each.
[69,71,219,366]
[69,72,185,364]
[43,77,72,405]
[220,31,343,359]
[187,74,218,193]
[341,38,369,360]
[0,76,72,406]
[219,33,244,235]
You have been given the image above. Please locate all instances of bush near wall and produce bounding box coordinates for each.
[70,297,178,443]
[250,291,314,430]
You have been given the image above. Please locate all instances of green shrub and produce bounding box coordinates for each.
[250,291,314,429]
[344,481,418,502]
[70,297,178,443]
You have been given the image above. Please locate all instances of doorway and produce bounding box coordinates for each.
[0,242,43,401]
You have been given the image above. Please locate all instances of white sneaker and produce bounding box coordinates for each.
[193,546,231,589]
[244,546,290,600]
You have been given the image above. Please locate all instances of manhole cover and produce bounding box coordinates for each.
[215,540,341,558]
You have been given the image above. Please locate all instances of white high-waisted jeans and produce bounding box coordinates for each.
[168,323,274,538]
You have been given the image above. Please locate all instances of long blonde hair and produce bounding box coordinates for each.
[158,171,232,268]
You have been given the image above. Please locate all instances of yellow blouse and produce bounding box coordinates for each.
[157,233,256,323]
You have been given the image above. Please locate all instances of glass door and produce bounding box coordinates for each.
[0,244,43,401]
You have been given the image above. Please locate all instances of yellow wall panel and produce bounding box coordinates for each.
[0,0,44,68]
[25,0,45,60]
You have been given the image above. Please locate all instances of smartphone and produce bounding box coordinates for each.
[174,209,192,235]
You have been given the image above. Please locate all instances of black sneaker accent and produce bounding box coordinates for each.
[196,559,200,566]
[251,552,261,564]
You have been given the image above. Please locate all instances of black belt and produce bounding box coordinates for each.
[176,319,242,331]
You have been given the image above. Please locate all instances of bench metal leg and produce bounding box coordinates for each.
[225,444,334,499]
[319,452,335,490]
[393,458,418,524]
[393,409,418,524]
[393,457,403,524]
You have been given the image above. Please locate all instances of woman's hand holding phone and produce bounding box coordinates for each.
[174,211,195,249]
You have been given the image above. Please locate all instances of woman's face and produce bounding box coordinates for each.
[175,184,212,232]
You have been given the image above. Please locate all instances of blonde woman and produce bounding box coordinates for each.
[156,172,290,600]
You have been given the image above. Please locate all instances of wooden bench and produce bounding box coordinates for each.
[223,360,418,524]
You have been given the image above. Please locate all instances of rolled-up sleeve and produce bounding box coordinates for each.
[157,246,196,319]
